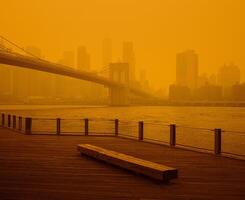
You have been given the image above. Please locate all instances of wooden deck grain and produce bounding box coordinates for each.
[78,144,178,182]
[0,128,245,200]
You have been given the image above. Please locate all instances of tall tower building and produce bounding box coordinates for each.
[176,50,198,90]
[77,46,90,71]
[217,63,240,98]
[122,41,135,82]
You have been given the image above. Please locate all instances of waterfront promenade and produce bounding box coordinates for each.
[0,128,245,199]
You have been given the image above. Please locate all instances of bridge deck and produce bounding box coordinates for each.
[0,128,244,200]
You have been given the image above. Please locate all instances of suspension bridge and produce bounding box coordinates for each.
[0,36,156,105]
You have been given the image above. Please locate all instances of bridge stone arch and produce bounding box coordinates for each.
[109,63,130,106]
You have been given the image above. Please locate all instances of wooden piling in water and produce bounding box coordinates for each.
[115,119,119,136]
[170,124,176,147]
[25,118,32,134]
[8,115,11,128]
[1,113,5,127]
[56,118,61,135]
[214,128,222,155]
[18,116,22,131]
[138,121,144,141]
[12,115,16,129]
[85,118,89,136]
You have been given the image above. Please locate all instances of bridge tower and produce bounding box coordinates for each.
[109,63,130,106]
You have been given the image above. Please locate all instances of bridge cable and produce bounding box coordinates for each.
[0,35,41,60]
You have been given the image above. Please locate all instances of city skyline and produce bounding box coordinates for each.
[1,0,244,89]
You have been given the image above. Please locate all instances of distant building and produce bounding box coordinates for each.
[123,42,135,82]
[217,63,240,98]
[77,46,90,71]
[169,84,191,101]
[231,83,245,101]
[194,84,223,101]
[198,73,217,88]
[176,50,198,91]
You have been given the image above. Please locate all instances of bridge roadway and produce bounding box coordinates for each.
[0,50,152,98]
[0,128,244,199]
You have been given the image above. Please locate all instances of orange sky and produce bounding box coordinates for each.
[1,0,244,90]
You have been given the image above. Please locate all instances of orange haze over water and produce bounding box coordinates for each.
[1,0,244,89]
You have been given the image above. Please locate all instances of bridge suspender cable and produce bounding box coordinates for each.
[0,35,41,60]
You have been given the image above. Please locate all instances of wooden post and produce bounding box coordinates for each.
[25,117,32,134]
[1,113,5,127]
[56,118,61,135]
[8,115,11,128]
[115,119,119,136]
[84,118,89,136]
[214,128,222,155]
[170,124,176,147]
[138,121,144,141]
[18,116,22,131]
[13,115,16,129]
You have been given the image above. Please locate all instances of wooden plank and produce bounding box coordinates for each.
[77,144,178,182]
[0,128,245,199]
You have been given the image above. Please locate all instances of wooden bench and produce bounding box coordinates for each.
[77,144,178,182]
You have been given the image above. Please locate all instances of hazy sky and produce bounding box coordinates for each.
[1,0,244,89]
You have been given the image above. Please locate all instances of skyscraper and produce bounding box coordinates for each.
[176,50,198,90]
[77,46,90,71]
[217,63,240,98]
[122,41,135,82]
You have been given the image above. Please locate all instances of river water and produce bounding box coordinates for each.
[1,105,245,156]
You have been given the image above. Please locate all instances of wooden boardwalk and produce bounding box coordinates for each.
[0,128,245,200]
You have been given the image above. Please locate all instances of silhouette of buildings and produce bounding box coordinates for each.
[169,50,198,101]
[176,50,198,90]
[123,42,135,82]
[218,63,240,98]
[194,84,222,101]
[169,84,191,101]
[232,83,245,101]
[77,46,90,71]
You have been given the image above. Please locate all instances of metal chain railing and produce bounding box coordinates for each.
[1,112,245,160]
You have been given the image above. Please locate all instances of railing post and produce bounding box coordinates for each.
[56,118,61,135]
[138,121,144,141]
[115,119,119,136]
[170,124,176,147]
[18,116,22,131]
[8,114,11,128]
[25,117,32,134]
[13,115,16,129]
[214,128,222,155]
[1,113,5,127]
[84,118,89,136]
